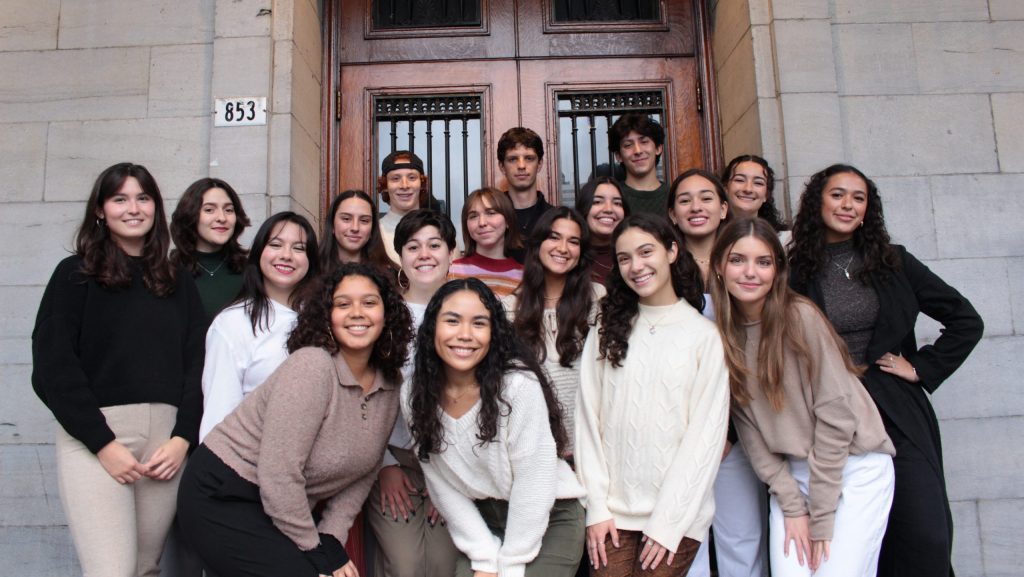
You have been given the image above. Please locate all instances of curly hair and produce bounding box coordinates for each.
[788,164,900,291]
[710,217,863,410]
[513,207,594,367]
[598,213,704,367]
[170,177,250,276]
[236,212,320,335]
[319,190,395,275]
[286,263,413,385]
[75,162,176,296]
[409,279,568,460]
[722,154,788,232]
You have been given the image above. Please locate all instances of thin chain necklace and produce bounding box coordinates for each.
[641,306,675,334]
[196,256,227,277]
[832,253,856,280]
[445,383,479,405]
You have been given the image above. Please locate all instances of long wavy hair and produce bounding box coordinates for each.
[319,190,394,274]
[409,278,568,460]
[170,177,250,276]
[460,187,523,257]
[513,207,594,367]
[235,212,320,335]
[722,155,788,232]
[286,263,412,384]
[788,164,900,291]
[710,217,861,409]
[598,213,704,367]
[75,162,176,296]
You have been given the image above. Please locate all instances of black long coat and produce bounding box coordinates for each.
[790,245,984,476]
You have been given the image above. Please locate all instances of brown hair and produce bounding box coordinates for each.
[709,217,861,409]
[76,162,176,296]
[376,152,431,207]
[460,187,523,257]
[170,177,250,276]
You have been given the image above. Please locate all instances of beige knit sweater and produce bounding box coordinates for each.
[204,346,399,551]
[731,300,895,540]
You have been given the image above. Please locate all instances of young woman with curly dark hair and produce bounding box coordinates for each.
[178,263,413,577]
[198,212,319,441]
[170,177,250,320]
[503,206,603,457]
[575,213,729,576]
[366,209,459,577]
[319,189,395,276]
[575,177,631,284]
[668,171,768,577]
[788,164,983,577]
[33,162,206,576]
[722,155,788,234]
[405,278,584,577]
[711,217,895,577]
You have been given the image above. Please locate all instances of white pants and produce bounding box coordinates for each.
[55,403,182,577]
[689,441,767,577]
[770,452,894,577]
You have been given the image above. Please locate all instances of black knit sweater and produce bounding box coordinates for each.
[32,255,206,453]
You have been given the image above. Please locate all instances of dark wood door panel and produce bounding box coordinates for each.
[516,0,695,58]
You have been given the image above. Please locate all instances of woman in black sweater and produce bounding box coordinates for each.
[32,162,206,577]
[788,164,983,577]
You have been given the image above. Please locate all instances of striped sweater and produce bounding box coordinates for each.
[449,253,523,298]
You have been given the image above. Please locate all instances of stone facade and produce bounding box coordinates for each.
[711,1,1024,575]
[1,1,1020,576]
[0,1,321,574]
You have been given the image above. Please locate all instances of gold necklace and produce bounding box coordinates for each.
[641,307,675,334]
[445,383,479,405]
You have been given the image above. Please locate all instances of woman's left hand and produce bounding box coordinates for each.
[875,352,919,383]
[639,534,675,571]
[143,436,190,481]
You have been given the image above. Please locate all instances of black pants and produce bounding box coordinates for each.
[877,423,955,577]
[176,445,319,577]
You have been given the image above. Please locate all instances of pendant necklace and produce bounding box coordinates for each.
[832,254,855,280]
[642,308,674,334]
[197,257,227,277]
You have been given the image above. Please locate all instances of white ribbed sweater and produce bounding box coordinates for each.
[401,369,585,577]
[575,298,730,551]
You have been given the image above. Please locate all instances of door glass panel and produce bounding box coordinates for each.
[551,0,660,22]
[374,95,484,241]
[555,90,665,206]
[373,0,482,29]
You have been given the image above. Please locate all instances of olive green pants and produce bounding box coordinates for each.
[454,497,585,577]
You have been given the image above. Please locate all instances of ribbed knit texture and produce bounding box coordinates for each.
[618,180,669,215]
[402,370,585,577]
[204,347,399,552]
[819,239,879,364]
[448,253,523,298]
[731,300,895,540]
[198,298,297,441]
[575,298,730,552]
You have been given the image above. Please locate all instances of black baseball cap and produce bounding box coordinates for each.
[381,150,425,175]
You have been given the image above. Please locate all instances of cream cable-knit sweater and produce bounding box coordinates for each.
[575,298,730,551]
[401,369,585,577]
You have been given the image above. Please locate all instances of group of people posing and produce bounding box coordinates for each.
[32,115,982,577]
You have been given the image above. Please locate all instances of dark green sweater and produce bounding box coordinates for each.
[193,249,244,321]
[619,180,669,215]
[32,255,206,453]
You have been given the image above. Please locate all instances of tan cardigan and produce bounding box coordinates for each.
[732,300,895,540]
[204,346,399,551]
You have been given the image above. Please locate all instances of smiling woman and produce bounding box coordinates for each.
[319,189,396,277]
[178,263,413,577]
[32,162,206,576]
[197,212,320,441]
[575,213,728,577]
[406,278,585,577]
[449,188,524,297]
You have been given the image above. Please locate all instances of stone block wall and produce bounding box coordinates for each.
[0,1,321,574]
[712,1,1024,575]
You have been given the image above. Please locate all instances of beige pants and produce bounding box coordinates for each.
[55,403,182,577]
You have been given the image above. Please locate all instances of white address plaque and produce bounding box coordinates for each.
[214,97,267,127]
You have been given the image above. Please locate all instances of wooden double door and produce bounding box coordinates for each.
[327,0,718,212]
